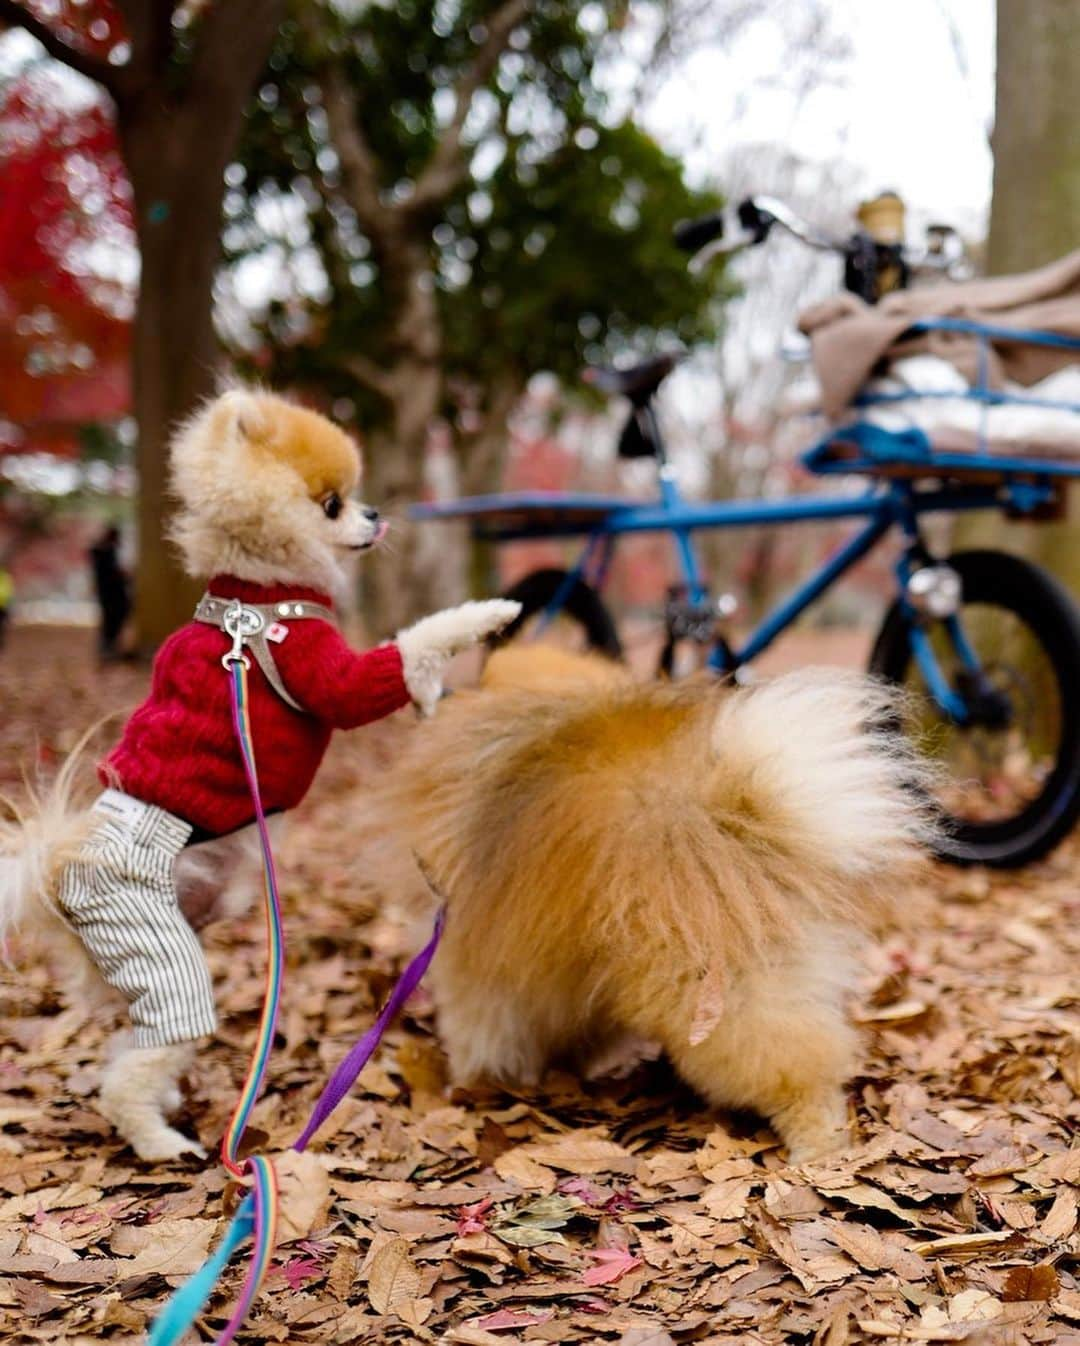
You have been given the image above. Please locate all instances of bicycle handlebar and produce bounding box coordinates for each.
[674,196,972,290]
[672,211,726,254]
[736,196,842,251]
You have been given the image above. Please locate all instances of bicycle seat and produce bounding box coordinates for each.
[583,352,682,405]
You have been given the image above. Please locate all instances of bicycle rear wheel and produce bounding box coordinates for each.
[491,568,623,658]
[870,549,1080,868]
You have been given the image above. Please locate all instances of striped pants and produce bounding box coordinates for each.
[58,790,217,1047]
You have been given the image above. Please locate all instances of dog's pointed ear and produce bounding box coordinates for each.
[216,388,273,446]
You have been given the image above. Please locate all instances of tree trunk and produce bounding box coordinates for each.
[116,0,285,651]
[359,237,464,634]
[989,0,1080,275]
[457,375,523,600]
[978,0,1080,591]
[365,373,524,629]
[363,417,462,638]
[121,103,229,649]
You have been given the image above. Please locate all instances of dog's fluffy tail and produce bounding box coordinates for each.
[0,746,93,955]
[709,668,936,888]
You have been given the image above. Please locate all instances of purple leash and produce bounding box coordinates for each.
[294,903,446,1152]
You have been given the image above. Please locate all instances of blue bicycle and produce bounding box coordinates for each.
[413,200,1080,869]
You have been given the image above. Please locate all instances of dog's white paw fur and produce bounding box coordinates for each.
[397,600,521,716]
[98,1040,207,1162]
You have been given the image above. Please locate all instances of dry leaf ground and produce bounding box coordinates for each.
[1,626,1079,1345]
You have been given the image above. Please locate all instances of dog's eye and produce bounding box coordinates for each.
[322,493,343,520]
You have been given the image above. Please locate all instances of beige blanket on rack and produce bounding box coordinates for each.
[799,248,1080,419]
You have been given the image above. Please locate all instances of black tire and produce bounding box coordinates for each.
[870,549,1080,868]
[492,568,622,658]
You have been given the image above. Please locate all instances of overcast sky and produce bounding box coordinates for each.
[2,1,996,232]
[645,0,995,234]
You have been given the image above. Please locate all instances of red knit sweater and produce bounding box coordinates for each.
[100,576,410,835]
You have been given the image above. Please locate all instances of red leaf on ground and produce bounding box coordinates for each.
[583,1247,643,1286]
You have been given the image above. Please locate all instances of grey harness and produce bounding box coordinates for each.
[193,592,337,713]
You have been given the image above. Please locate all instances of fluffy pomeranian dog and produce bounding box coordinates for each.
[372,645,932,1162]
[0,387,517,1161]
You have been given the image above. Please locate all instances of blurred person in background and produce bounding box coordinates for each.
[88,525,131,663]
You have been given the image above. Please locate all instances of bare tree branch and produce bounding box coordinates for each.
[407,0,529,214]
[319,57,395,241]
[0,0,127,94]
[342,352,397,401]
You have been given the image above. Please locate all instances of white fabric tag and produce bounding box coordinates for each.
[94,789,148,828]
[266,622,289,644]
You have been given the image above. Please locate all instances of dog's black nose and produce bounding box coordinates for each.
[362,507,380,523]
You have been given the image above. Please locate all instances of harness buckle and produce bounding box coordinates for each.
[221,600,264,671]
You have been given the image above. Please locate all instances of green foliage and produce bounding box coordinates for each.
[227,1,727,425]
[456,118,728,383]
[79,421,129,466]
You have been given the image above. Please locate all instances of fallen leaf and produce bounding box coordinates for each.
[701,1176,753,1220]
[946,1288,1001,1323]
[1037,1186,1078,1242]
[476,1118,514,1168]
[366,1237,421,1318]
[276,1254,325,1290]
[1000,918,1051,955]
[12,1278,64,1319]
[471,1307,556,1331]
[1002,1263,1059,1301]
[1055,1289,1080,1323]
[582,1247,643,1286]
[451,1232,515,1267]
[558,1176,606,1206]
[493,1149,557,1193]
[456,1197,494,1237]
[519,1131,635,1175]
[274,1150,331,1244]
[916,1231,1017,1257]
[110,1219,217,1279]
[824,1220,928,1280]
[24,1232,79,1264]
[446,1328,505,1346]
[493,1193,580,1248]
[617,1331,675,1346]
[818,1183,922,1225]
[763,1179,825,1221]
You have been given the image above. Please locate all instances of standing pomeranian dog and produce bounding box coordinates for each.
[373,646,933,1162]
[0,388,518,1161]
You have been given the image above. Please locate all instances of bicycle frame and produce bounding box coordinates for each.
[519,469,1060,721]
[413,308,1078,725]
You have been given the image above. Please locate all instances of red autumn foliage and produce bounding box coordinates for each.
[0,46,133,455]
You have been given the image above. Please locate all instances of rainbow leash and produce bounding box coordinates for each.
[149,642,444,1345]
[221,656,284,1182]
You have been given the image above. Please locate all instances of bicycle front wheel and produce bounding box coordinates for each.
[870,549,1080,868]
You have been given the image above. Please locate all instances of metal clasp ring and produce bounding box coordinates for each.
[221,600,263,672]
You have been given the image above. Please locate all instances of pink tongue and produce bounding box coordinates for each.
[374,520,389,542]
